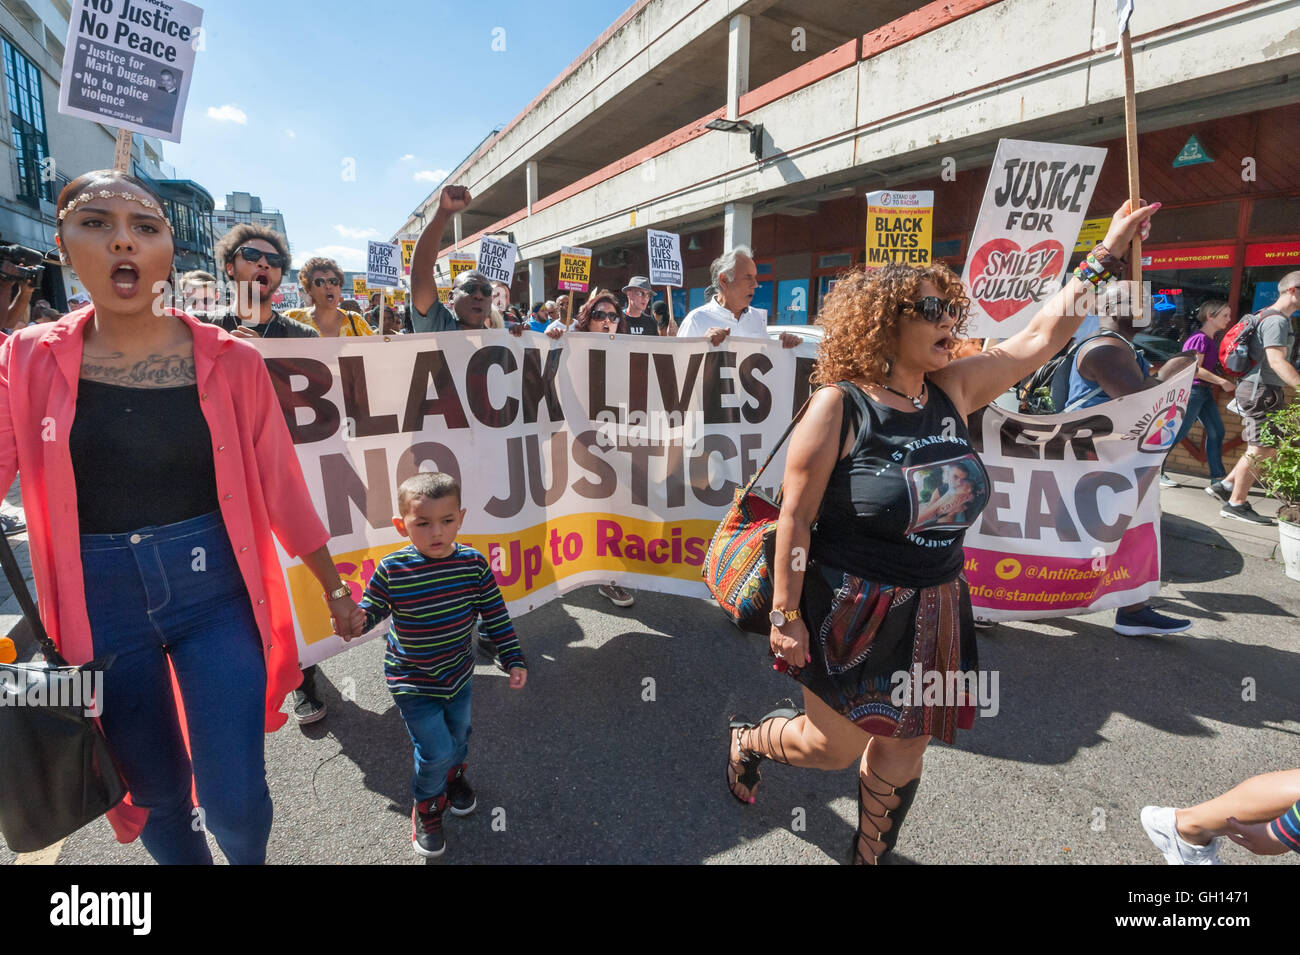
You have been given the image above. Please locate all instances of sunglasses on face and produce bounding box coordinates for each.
[312,276,341,288]
[237,246,287,270]
[899,297,964,323]
[456,282,493,297]
[590,310,619,322]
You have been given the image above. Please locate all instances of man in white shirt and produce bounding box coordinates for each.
[676,246,801,348]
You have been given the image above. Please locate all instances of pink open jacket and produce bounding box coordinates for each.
[0,307,330,843]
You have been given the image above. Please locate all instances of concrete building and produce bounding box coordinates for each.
[395,0,1300,331]
[213,191,290,249]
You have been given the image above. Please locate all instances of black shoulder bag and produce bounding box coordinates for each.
[0,531,125,853]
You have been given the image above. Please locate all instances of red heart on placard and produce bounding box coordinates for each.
[968,238,1065,322]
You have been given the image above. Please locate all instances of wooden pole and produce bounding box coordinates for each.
[666,287,676,336]
[112,128,133,172]
[1120,30,1144,325]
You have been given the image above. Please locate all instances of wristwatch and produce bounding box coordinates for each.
[324,585,351,601]
[769,607,800,629]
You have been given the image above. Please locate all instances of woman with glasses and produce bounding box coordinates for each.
[285,257,374,337]
[724,200,1158,864]
[0,170,364,864]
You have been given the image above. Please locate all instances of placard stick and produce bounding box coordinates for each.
[1120,28,1143,323]
[982,337,999,352]
[666,288,676,336]
[113,128,133,172]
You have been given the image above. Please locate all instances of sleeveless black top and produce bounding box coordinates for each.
[810,381,990,588]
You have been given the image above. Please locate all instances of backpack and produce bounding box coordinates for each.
[1219,309,1281,377]
[1017,332,1125,414]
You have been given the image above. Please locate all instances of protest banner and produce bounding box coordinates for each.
[400,240,416,276]
[864,191,933,268]
[367,240,401,289]
[448,253,476,283]
[558,246,592,293]
[255,333,819,666]
[476,237,517,284]
[961,139,1107,339]
[58,0,204,143]
[352,278,368,300]
[647,230,683,287]
[963,362,1195,622]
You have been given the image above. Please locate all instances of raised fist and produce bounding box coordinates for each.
[438,185,471,214]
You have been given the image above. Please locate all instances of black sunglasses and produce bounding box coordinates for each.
[237,246,288,270]
[456,282,493,297]
[311,276,341,288]
[899,297,964,323]
[590,309,620,321]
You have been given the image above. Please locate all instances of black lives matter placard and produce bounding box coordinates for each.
[58,0,204,142]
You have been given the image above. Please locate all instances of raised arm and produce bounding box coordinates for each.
[932,200,1160,416]
[410,186,471,318]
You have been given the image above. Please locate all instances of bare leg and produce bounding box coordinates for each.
[728,687,871,803]
[1227,445,1270,505]
[1175,770,1300,844]
[854,734,930,864]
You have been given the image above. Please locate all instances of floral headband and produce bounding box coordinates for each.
[57,189,171,226]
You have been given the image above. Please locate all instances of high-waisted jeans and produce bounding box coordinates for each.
[81,510,271,864]
[1169,385,1227,480]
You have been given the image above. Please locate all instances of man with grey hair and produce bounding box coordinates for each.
[676,246,800,348]
[1219,270,1300,524]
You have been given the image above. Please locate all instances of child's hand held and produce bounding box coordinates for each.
[508,667,527,690]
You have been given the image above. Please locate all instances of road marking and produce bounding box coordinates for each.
[15,839,64,865]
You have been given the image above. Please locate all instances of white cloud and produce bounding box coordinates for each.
[286,128,296,139]
[413,168,449,183]
[400,153,415,161]
[207,104,248,124]
[295,245,366,272]
[334,224,379,240]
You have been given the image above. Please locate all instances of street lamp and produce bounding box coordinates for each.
[705,118,764,161]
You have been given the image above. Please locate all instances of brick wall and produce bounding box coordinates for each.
[1165,386,1296,478]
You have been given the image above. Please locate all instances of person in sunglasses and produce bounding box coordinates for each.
[211,225,316,339]
[724,200,1160,865]
[285,256,374,337]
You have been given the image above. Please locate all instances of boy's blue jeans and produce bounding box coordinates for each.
[80,511,271,865]
[392,684,473,802]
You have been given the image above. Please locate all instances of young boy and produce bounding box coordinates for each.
[357,472,527,858]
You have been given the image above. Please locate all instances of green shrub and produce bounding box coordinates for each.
[1257,401,1300,524]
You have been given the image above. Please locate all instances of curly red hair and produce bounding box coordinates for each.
[812,263,970,387]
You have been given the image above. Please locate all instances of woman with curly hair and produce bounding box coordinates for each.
[285,256,374,337]
[725,199,1159,864]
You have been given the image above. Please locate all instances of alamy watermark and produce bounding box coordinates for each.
[889,665,999,717]
[0,668,103,717]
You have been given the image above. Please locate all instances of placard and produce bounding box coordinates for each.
[448,253,477,284]
[366,240,401,289]
[647,229,683,287]
[962,139,1107,338]
[558,246,592,293]
[864,191,933,268]
[476,237,517,284]
[400,239,416,276]
[58,0,204,143]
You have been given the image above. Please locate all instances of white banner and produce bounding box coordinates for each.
[257,332,820,666]
[476,238,517,284]
[962,139,1107,339]
[366,241,400,288]
[59,0,204,142]
[647,229,683,287]
[964,362,1195,622]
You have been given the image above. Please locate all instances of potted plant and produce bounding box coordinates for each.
[1255,401,1300,581]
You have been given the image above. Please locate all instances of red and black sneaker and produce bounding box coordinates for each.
[446,763,477,817]
[412,795,448,857]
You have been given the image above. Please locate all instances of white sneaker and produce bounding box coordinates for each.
[1226,399,1241,416]
[1140,806,1222,864]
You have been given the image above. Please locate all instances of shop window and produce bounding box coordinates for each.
[817,253,853,270]
[1249,197,1300,237]
[1150,203,1238,243]
[1139,267,1233,343]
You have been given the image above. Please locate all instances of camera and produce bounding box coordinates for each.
[0,243,45,287]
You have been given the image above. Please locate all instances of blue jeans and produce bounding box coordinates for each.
[392,684,472,802]
[1169,386,1226,480]
[81,511,271,865]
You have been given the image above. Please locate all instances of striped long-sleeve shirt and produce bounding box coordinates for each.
[360,543,525,699]
[1270,801,1300,853]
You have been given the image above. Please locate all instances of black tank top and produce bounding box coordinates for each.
[811,381,990,588]
[69,380,220,533]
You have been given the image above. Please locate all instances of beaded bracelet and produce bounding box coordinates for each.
[1072,252,1112,287]
[1091,243,1128,278]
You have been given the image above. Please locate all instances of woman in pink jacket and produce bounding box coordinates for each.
[0,170,361,864]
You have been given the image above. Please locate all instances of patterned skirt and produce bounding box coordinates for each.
[791,561,979,745]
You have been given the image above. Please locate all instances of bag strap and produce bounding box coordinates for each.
[0,530,66,667]
[737,389,822,498]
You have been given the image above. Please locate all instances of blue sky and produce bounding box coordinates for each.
[163,0,632,271]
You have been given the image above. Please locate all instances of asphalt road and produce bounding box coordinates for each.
[4,483,1298,866]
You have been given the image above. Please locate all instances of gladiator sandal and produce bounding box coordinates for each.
[850,769,921,865]
[725,699,804,805]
